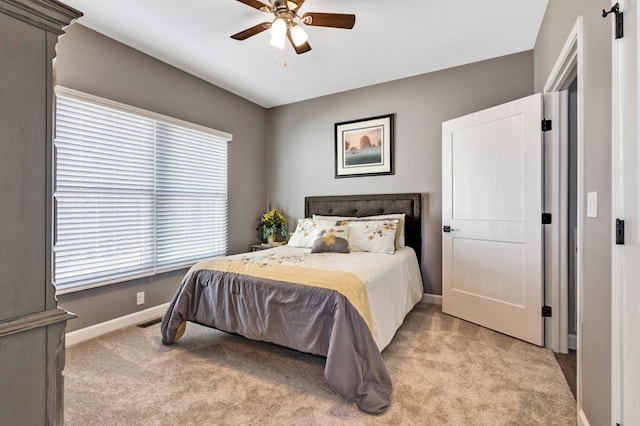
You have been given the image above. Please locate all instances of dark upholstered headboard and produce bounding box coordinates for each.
[305,193,422,261]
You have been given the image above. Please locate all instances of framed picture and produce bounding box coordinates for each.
[335,114,394,178]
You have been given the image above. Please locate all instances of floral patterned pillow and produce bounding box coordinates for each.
[347,219,399,254]
[360,213,406,248]
[334,213,406,249]
[310,226,350,253]
[287,218,319,248]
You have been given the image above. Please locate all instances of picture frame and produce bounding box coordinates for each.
[335,113,394,178]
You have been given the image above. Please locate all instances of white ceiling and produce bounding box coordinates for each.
[60,0,549,108]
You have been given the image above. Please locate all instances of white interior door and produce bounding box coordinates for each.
[612,0,640,422]
[442,93,544,346]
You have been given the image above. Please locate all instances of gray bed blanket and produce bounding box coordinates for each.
[160,268,392,414]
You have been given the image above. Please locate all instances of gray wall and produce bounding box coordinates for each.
[55,24,269,331]
[534,1,612,424]
[265,52,534,294]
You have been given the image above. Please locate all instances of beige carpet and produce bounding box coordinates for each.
[64,303,576,425]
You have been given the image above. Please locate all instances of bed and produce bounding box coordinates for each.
[160,193,424,414]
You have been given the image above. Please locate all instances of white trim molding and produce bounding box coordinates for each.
[577,409,590,426]
[543,15,584,354]
[542,14,584,419]
[611,0,640,423]
[421,293,443,305]
[65,303,169,347]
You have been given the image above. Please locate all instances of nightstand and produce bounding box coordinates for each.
[250,242,286,251]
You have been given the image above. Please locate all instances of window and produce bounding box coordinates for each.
[53,87,231,293]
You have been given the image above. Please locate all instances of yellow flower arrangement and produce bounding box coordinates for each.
[259,209,288,242]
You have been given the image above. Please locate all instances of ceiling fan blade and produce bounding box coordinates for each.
[236,0,271,13]
[231,22,270,40]
[301,12,356,29]
[287,31,312,54]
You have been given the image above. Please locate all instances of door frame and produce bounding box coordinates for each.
[542,15,585,420]
[611,0,638,423]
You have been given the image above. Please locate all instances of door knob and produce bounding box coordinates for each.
[442,225,456,233]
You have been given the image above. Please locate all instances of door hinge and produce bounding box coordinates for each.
[542,305,552,317]
[616,219,625,245]
[541,119,552,132]
[602,3,624,39]
[542,213,552,225]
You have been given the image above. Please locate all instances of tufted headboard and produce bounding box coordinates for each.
[304,193,422,262]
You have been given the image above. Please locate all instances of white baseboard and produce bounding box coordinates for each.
[577,408,590,426]
[568,333,577,350]
[421,293,442,305]
[66,303,169,347]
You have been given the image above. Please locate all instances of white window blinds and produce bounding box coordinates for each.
[54,87,231,293]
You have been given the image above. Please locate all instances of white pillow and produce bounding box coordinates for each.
[322,213,406,250]
[363,213,406,247]
[287,218,343,248]
[314,213,406,248]
[287,218,321,248]
[312,218,340,230]
[313,214,357,224]
[347,219,399,254]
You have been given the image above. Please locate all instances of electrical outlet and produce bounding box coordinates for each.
[136,291,145,305]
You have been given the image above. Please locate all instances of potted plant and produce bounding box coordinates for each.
[259,208,288,243]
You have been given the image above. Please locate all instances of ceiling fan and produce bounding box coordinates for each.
[230,0,356,54]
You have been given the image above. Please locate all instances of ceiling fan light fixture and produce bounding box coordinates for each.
[270,17,287,38]
[270,33,286,49]
[269,17,287,49]
[289,23,308,47]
